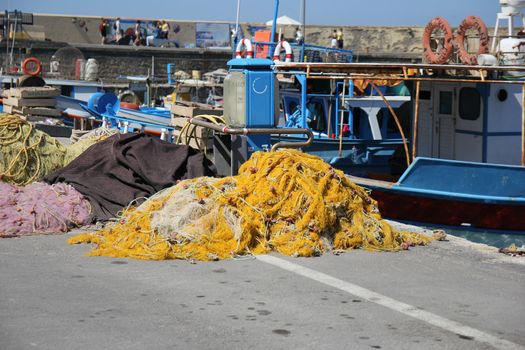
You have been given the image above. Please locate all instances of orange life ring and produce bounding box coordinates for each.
[21,57,42,76]
[120,102,140,110]
[422,17,453,64]
[455,16,489,65]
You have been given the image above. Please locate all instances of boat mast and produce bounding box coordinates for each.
[234,0,241,43]
[301,0,306,62]
[270,0,279,58]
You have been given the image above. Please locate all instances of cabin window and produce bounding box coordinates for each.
[419,90,431,100]
[459,87,481,121]
[439,91,453,115]
[497,89,508,102]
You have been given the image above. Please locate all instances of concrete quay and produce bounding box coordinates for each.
[0,224,523,350]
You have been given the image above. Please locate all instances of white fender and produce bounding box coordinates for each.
[235,38,254,59]
[273,41,292,62]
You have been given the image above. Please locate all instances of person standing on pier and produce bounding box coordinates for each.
[295,27,303,45]
[134,20,143,46]
[114,17,123,42]
[99,18,108,45]
[336,28,344,49]
[161,20,170,39]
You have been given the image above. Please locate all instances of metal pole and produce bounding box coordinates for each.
[187,117,313,151]
[270,0,279,58]
[412,80,421,162]
[301,0,306,62]
[338,80,346,157]
[233,0,241,53]
[6,11,9,73]
[151,56,155,79]
[522,83,525,166]
[235,0,241,36]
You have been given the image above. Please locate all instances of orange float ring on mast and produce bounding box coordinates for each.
[455,16,489,65]
[422,17,453,64]
[21,57,42,76]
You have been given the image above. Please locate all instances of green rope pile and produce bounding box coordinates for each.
[0,114,67,185]
[0,113,117,185]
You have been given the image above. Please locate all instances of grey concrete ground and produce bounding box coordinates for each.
[0,227,524,350]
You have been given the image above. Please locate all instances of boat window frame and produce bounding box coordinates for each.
[458,86,482,121]
[439,91,453,115]
[458,87,481,121]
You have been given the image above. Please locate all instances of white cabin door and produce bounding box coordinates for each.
[433,86,456,159]
[454,83,483,162]
[415,88,433,157]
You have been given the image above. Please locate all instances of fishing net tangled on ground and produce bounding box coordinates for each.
[0,114,118,185]
[64,127,118,164]
[0,182,91,238]
[70,149,432,261]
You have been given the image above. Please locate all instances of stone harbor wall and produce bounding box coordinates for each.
[1,41,231,82]
[18,14,426,61]
[2,13,503,82]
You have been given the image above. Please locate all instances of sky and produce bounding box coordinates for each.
[2,0,501,27]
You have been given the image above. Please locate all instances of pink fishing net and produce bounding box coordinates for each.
[0,182,91,238]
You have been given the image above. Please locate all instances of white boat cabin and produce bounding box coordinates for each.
[415,81,523,165]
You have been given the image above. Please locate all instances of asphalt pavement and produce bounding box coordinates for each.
[1,225,524,350]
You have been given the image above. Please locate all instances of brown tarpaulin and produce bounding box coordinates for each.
[45,133,216,220]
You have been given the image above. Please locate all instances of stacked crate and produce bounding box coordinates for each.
[2,86,61,119]
[170,101,223,150]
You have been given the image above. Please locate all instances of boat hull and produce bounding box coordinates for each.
[369,188,525,231]
[351,157,525,232]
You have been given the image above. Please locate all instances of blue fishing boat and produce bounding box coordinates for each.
[350,157,525,231]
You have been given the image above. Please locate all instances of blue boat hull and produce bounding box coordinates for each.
[352,157,525,231]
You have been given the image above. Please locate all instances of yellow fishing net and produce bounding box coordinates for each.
[0,114,117,185]
[69,149,432,261]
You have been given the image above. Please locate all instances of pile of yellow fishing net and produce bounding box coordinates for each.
[0,113,117,185]
[70,149,432,261]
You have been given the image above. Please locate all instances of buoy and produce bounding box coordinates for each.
[235,39,254,59]
[422,17,453,64]
[21,57,42,76]
[456,16,489,65]
[88,93,120,115]
[273,40,293,62]
[120,102,140,110]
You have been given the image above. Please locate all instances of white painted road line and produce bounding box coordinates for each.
[257,254,524,350]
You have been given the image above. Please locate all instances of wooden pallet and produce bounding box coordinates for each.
[170,101,223,123]
[3,104,62,117]
[3,97,56,108]
[2,86,60,99]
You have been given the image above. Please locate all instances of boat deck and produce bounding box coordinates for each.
[347,174,395,189]
[1,224,523,350]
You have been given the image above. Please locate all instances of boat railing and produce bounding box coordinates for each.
[250,41,353,63]
[79,104,176,142]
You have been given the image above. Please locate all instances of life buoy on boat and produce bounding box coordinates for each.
[422,17,453,64]
[235,38,254,59]
[119,102,140,110]
[273,40,293,62]
[455,16,489,65]
[21,57,42,76]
